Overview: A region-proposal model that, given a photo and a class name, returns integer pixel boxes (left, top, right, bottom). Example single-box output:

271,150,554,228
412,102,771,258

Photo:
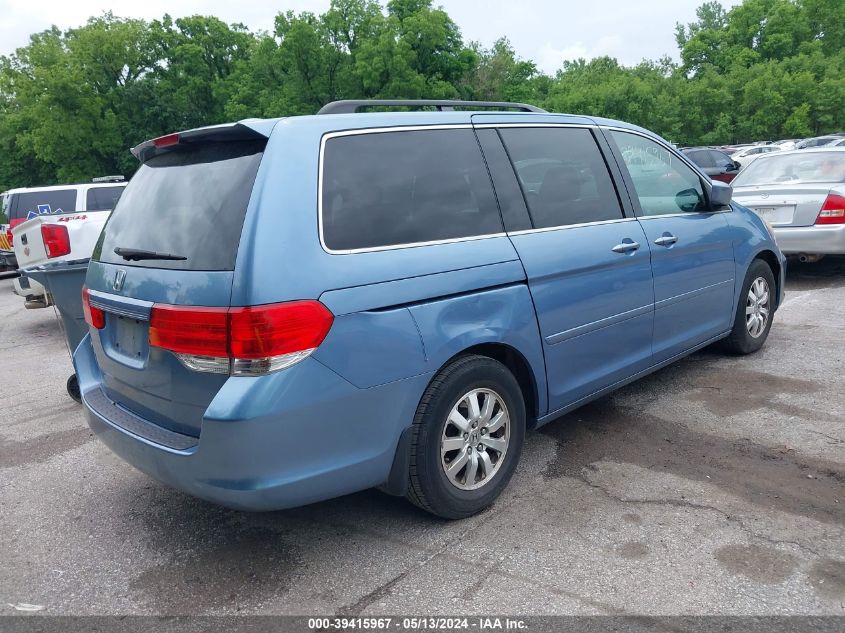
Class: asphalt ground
0,257,843,616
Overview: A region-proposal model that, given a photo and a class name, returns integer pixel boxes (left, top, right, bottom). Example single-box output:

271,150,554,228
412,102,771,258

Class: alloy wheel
440,388,510,491
746,276,770,338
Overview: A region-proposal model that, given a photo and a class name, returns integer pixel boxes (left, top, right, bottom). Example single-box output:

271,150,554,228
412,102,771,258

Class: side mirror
675,188,704,212
710,180,733,209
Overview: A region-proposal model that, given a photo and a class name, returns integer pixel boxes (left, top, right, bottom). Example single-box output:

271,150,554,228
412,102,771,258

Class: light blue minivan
75,100,786,519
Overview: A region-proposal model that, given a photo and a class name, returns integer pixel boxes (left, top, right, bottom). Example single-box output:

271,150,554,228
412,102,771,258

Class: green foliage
0,0,843,189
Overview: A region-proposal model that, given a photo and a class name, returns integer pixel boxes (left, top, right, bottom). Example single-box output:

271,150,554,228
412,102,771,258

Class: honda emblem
113,269,126,291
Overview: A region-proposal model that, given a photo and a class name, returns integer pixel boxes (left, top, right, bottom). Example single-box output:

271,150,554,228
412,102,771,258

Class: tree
1,0,844,187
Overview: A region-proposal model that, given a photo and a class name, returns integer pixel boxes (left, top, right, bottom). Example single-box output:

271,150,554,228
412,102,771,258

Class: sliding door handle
612,240,640,254
654,234,678,247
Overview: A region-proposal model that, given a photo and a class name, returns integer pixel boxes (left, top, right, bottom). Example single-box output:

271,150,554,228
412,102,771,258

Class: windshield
94,140,265,271
733,152,845,187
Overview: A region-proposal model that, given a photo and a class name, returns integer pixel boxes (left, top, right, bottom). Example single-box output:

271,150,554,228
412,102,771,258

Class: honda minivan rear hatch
86,126,268,437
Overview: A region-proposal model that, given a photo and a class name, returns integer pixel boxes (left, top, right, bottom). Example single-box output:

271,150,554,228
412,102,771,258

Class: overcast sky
0,0,743,73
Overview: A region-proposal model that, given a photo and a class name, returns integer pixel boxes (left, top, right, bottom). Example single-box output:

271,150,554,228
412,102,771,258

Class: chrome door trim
507,217,637,237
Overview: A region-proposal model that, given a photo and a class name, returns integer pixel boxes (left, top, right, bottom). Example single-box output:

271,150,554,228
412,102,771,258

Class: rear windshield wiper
114,247,187,261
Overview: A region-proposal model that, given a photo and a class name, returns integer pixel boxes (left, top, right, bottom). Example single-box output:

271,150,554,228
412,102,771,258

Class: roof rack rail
318,99,546,115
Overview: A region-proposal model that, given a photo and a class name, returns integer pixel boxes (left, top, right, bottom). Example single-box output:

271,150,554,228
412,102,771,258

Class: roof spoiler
318,99,547,115
131,119,277,163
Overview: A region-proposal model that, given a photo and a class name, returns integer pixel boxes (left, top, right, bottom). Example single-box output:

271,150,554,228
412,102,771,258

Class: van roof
132,105,655,164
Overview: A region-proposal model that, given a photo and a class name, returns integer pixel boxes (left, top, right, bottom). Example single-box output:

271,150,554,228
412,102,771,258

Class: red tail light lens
41,224,71,258
5,228,12,247
152,133,180,148
148,300,334,375
816,193,845,225
149,305,228,357
82,287,105,329
229,301,334,358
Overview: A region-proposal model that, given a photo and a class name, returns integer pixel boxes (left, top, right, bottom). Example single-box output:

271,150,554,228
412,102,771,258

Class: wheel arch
459,343,540,428
753,249,782,309
380,341,542,498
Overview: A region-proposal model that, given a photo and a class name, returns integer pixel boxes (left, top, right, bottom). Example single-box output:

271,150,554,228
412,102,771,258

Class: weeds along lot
0,258,843,615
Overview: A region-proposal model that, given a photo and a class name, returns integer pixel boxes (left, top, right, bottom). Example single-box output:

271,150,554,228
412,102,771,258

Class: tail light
152,133,180,148
815,193,845,225
41,224,71,258
148,300,334,376
82,287,105,329
5,228,12,247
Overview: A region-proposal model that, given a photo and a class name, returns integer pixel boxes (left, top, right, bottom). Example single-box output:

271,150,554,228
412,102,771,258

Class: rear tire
722,259,775,355
407,355,525,519
66,374,81,403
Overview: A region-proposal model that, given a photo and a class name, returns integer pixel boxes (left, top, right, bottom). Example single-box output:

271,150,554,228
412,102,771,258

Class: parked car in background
683,147,742,182
731,144,782,166
773,139,801,151
825,138,845,148
732,148,845,261
74,99,785,519
795,135,845,150
8,178,125,306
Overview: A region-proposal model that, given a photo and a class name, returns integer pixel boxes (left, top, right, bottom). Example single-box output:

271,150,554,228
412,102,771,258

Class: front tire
407,355,525,519
722,259,776,355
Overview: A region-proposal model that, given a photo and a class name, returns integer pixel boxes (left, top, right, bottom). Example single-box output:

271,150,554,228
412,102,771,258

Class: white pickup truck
11,180,125,307
13,212,110,308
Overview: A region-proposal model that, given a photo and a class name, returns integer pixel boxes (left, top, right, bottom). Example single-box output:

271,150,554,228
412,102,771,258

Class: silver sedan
731,147,845,260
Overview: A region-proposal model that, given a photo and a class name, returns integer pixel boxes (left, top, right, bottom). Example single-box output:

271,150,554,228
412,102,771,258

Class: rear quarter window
321,129,503,252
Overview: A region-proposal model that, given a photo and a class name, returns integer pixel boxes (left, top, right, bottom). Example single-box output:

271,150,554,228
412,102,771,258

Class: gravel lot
1,258,843,616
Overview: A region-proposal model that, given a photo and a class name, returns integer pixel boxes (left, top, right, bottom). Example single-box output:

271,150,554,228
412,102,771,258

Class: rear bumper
773,224,845,255
74,334,431,511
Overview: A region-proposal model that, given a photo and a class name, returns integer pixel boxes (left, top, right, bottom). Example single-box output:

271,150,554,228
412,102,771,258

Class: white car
10,179,125,307
731,144,782,167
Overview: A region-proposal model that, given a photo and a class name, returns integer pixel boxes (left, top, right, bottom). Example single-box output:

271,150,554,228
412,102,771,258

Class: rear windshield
733,152,845,186
94,141,264,271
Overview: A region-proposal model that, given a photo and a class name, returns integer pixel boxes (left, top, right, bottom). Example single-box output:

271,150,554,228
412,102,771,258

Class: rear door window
86,185,126,211
498,127,624,229
94,141,265,271
321,129,502,251
12,189,77,221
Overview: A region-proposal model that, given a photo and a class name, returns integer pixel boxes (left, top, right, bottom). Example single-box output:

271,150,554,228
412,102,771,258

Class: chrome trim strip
320,232,510,256
318,124,503,255
87,289,153,320
545,304,653,346
507,217,635,236
473,123,593,129
654,279,734,310
89,302,149,320
636,210,730,220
